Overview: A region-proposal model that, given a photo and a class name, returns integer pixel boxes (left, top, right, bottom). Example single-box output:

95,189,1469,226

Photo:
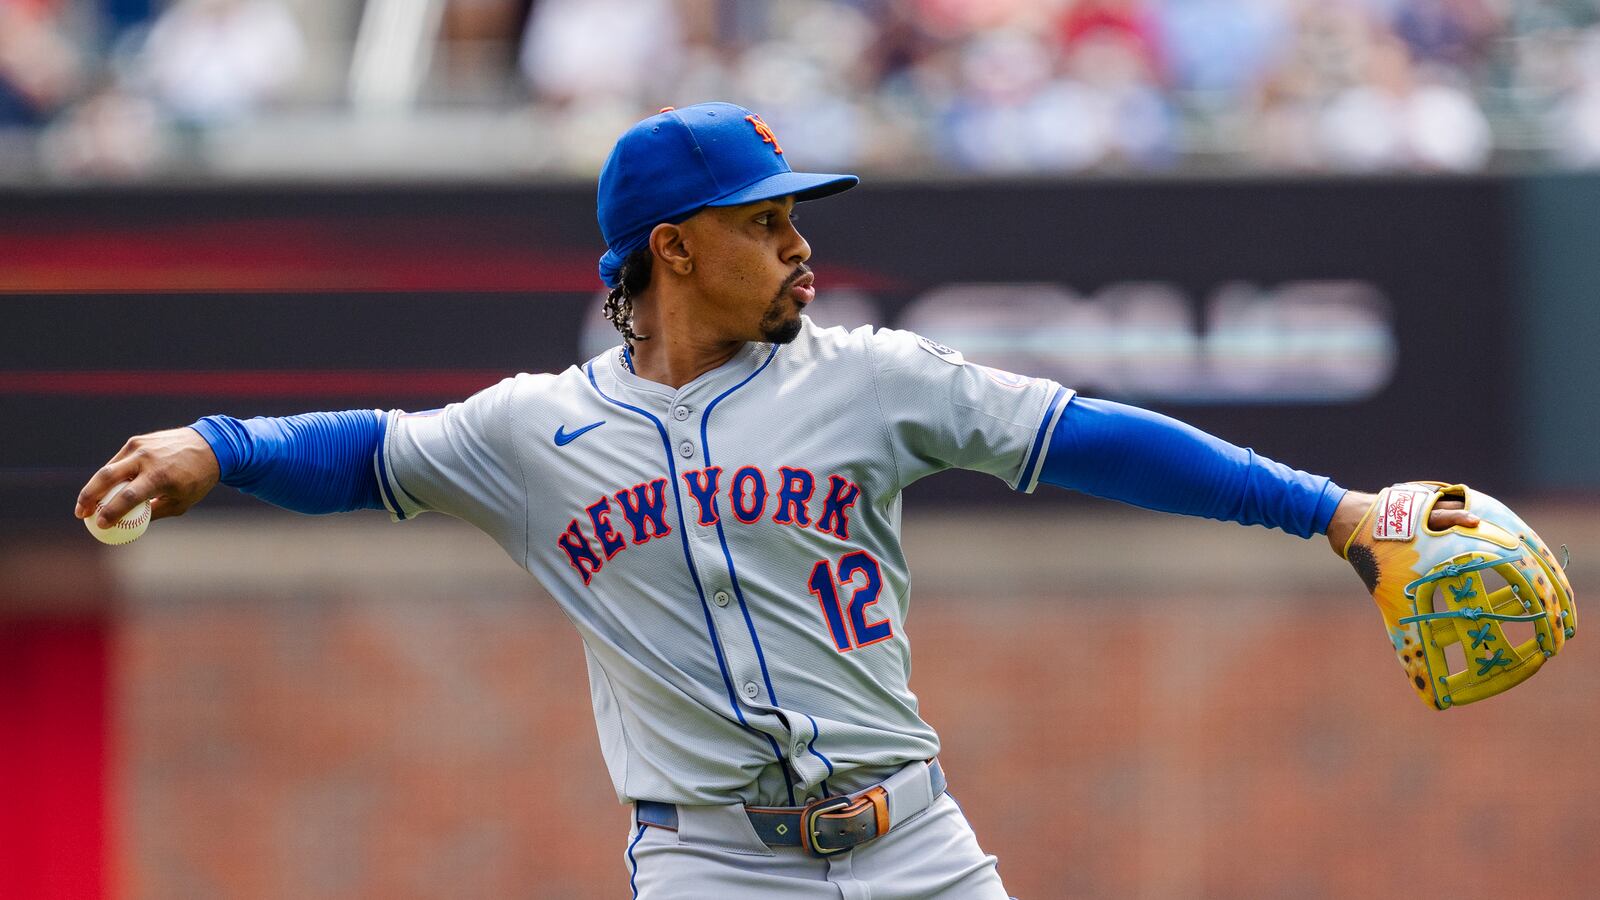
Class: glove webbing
1397,548,1567,676
1400,551,1523,602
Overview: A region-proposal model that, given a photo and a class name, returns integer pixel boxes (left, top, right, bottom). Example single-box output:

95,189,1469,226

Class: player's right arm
74,410,387,529
75,376,525,548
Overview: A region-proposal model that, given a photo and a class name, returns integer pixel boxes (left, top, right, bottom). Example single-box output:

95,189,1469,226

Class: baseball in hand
85,484,150,545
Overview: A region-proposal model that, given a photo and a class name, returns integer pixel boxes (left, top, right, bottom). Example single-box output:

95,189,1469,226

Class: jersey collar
599,339,778,402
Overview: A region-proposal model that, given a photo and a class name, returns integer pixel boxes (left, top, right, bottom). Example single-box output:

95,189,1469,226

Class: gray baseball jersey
376,318,1070,808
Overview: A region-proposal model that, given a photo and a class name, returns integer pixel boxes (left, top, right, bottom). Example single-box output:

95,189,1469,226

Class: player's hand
1325,490,1479,556
75,427,221,527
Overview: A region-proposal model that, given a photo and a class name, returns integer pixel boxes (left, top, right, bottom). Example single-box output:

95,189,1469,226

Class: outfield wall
3,509,1596,899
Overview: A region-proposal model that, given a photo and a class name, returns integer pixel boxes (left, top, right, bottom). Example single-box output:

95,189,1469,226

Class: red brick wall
114,589,1599,899
7,508,1595,899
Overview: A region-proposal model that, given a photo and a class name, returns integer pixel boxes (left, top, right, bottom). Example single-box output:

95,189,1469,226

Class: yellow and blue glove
1343,482,1576,709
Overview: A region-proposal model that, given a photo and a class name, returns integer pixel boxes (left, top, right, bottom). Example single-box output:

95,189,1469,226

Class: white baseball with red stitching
85,483,151,545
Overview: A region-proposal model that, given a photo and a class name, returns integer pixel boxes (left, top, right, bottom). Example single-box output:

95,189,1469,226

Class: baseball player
77,102,1479,898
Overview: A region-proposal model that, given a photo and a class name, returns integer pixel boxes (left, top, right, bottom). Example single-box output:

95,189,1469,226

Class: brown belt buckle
799,786,890,858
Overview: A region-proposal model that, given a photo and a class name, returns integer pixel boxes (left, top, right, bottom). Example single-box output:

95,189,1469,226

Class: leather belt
635,759,946,858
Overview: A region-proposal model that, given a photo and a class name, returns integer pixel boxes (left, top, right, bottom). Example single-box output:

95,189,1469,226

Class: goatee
762,314,803,344
762,265,810,344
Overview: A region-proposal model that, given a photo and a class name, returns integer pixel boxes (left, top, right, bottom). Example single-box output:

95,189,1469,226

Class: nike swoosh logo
554,421,605,446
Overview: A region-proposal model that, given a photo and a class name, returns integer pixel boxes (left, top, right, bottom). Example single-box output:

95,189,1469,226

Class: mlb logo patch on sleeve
1373,487,1429,541
916,335,964,365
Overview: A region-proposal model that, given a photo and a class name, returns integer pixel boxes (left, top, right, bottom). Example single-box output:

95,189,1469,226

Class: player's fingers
75,433,161,517
90,473,158,528
1428,506,1480,530
75,456,144,519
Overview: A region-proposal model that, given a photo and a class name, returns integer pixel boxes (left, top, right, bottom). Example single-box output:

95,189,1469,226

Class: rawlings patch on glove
1343,482,1576,710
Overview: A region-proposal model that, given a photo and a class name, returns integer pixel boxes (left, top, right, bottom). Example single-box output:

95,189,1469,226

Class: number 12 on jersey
807,551,893,651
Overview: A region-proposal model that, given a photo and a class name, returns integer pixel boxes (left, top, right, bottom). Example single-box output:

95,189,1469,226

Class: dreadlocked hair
603,247,654,346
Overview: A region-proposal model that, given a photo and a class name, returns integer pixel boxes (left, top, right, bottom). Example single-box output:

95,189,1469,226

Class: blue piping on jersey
585,361,792,788
373,411,407,520
802,712,835,778
1016,385,1067,492
699,346,813,799
626,822,645,897
392,411,437,510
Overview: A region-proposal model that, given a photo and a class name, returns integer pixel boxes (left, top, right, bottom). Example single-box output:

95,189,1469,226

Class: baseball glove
1342,482,1576,710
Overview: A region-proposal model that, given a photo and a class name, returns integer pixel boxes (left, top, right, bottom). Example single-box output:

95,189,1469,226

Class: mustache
775,264,812,298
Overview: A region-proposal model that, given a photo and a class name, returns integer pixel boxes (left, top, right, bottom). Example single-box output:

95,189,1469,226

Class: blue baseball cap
596,102,858,287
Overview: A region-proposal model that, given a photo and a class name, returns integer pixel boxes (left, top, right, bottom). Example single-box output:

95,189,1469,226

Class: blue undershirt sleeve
1037,396,1346,538
189,411,386,515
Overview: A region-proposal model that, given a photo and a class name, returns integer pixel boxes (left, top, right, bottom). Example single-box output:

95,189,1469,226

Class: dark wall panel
0,179,1517,524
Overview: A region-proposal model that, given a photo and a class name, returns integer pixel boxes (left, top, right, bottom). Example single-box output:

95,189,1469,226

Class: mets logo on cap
745,114,783,155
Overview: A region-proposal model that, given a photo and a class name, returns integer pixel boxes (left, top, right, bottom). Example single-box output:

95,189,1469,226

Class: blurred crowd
3,0,1600,179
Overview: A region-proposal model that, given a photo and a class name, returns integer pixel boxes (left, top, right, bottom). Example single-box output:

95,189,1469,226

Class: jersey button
741,682,759,699
713,590,731,607
673,406,691,421
678,440,694,458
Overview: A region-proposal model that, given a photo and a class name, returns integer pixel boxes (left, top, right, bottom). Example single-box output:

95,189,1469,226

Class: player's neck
624,292,749,389
626,333,744,390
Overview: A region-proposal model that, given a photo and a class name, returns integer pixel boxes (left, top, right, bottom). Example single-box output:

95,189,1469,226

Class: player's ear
650,222,692,277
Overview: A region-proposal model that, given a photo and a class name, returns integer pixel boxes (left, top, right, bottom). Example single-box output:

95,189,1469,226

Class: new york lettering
557,466,862,584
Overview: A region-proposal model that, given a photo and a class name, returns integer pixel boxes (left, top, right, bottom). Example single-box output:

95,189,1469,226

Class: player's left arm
862,328,1475,544
1038,396,1477,545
